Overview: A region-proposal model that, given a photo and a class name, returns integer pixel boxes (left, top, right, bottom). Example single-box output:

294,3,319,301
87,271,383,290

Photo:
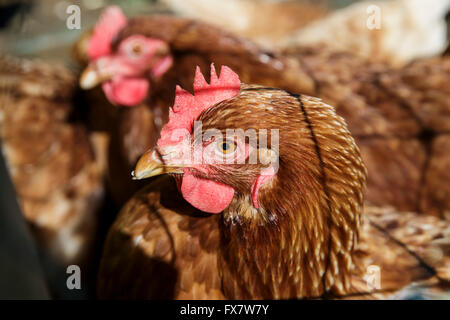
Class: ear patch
251,166,276,209
87,6,127,60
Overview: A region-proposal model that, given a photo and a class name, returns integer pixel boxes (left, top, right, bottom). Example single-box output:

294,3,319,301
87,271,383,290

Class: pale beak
79,64,112,89
132,149,184,180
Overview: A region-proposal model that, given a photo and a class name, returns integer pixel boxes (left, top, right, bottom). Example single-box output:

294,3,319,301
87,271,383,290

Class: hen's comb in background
88,6,127,60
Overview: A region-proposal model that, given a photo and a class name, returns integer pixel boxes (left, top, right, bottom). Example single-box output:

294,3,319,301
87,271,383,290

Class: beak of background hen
132,149,184,180
79,63,111,89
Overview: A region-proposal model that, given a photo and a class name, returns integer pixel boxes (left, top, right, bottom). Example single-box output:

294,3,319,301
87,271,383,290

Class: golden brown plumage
77,12,314,207
280,0,450,67
160,0,329,47
116,15,311,94
99,82,450,299
100,181,450,299
349,206,450,299
77,9,450,217
98,86,366,299
0,56,105,278
284,46,450,217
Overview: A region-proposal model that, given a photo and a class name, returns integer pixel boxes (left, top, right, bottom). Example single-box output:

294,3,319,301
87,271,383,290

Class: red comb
158,64,240,147
87,6,127,60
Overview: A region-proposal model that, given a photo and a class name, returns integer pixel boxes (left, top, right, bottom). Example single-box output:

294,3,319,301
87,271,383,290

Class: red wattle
102,78,149,106
180,173,235,214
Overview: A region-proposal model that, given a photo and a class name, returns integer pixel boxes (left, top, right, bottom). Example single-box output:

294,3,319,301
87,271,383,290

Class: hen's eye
217,140,236,154
129,43,143,56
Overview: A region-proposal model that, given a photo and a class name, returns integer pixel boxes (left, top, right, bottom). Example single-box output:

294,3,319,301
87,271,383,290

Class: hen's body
160,0,329,48
98,176,223,299
79,11,450,217
99,86,369,299
285,47,450,218
0,57,105,294
351,206,450,299
99,177,450,299
98,74,450,299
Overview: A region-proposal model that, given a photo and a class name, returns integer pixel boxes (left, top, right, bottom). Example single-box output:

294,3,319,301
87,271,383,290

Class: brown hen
160,0,329,47
77,6,313,207
280,0,450,67
285,46,450,218
77,7,450,218
97,66,450,299
0,56,106,296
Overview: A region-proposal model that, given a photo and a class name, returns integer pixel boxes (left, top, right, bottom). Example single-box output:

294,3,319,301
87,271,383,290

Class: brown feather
98,86,366,299
284,46,450,217
0,56,105,268
87,15,316,207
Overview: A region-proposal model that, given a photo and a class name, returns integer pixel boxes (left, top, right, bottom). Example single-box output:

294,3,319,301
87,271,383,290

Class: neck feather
218,149,361,299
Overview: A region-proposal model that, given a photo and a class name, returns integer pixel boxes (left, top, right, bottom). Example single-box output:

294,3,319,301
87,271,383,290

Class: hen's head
79,6,173,106
134,64,365,218
133,65,366,297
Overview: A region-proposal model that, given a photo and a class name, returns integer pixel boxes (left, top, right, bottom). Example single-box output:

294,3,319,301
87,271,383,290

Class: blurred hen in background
163,0,450,66
98,66,450,299
283,47,450,218
0,56,106,298
76,5,312,207
0,0,449,300
160,0,330,47
280,0,450,66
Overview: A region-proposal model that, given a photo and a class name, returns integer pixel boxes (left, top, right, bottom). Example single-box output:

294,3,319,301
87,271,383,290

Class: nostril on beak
152,149,163,164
